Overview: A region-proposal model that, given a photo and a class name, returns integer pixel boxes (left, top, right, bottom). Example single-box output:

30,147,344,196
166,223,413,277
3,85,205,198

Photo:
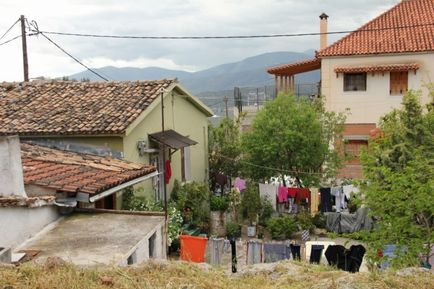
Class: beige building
0,79,213,206
268,0,434,178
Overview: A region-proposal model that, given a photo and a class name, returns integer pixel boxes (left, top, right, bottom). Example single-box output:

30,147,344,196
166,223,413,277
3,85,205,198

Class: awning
149,129,197,150
267,58,321,76
334,63,419,74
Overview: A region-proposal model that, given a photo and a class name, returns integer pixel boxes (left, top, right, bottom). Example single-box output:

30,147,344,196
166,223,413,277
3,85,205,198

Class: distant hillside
69,51,320,94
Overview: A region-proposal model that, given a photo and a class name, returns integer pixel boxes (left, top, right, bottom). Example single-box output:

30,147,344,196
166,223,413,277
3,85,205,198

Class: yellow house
267,0,434,178
0,79,213,207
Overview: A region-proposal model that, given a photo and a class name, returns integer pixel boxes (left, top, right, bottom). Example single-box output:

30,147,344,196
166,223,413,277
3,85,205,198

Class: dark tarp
325,207,373,234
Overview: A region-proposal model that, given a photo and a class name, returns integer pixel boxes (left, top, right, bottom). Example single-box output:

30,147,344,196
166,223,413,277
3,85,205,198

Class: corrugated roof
317,0,434,57
0,79,175,136
149,129,197,150
21,143,156,194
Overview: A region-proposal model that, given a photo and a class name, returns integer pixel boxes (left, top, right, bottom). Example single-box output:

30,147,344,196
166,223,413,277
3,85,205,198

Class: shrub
296,210,315,231
241,184,261,224
225,221,241,238
258,197,274,226
210,195,229,212
171,180,211,232
122,187,163,211
267,215,298,240
312,213,327,229
167,202,183,246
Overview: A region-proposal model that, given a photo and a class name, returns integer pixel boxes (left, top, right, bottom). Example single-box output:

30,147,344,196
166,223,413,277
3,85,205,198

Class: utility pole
224,96,229,118
20,15,29,82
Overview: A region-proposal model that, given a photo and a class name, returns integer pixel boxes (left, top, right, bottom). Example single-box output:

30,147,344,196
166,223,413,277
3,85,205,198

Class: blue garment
263,243,290,263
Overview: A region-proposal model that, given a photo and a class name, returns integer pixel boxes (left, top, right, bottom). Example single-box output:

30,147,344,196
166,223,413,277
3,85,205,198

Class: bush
241,184,261,224
210,195,229,211
258,197,274,226
267,215,298,240
312,213,327,229
296,210,315,232
171,180,211,232
122,187,163,211
225,221,241,238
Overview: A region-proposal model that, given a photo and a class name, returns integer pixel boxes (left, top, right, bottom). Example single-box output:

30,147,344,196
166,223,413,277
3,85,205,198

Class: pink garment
278,186,288,203
234,177,246,191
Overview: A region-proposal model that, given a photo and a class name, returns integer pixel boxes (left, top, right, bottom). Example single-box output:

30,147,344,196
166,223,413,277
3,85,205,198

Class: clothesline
214,153,324,175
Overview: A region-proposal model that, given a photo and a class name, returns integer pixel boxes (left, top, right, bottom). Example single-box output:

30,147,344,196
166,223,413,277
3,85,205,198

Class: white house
268,0,434,178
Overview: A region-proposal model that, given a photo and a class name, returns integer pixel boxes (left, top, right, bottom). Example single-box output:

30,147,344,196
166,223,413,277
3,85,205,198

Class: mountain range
69,50,320,94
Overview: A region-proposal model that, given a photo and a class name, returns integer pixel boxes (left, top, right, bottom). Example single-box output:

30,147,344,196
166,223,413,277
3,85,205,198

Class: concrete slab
20,212,165,266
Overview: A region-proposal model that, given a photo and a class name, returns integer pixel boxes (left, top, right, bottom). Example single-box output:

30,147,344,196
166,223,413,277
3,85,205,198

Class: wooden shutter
390,71,408,95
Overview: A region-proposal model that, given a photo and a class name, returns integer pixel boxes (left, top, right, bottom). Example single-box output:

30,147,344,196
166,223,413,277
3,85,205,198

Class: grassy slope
0,260,433,289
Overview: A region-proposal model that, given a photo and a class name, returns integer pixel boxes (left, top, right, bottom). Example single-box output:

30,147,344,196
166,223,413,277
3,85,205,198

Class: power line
29,22,434,40
32,30,109,82
215,153,323,176
0,34,21,46
0,18,20,41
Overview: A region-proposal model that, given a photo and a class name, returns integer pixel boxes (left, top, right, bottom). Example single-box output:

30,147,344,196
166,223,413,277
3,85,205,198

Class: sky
0,0,398,81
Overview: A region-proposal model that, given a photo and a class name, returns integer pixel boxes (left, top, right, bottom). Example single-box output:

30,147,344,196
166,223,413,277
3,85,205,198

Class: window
181,146,191,182
344,140,368,159
344,73,367,91
390,71,408,95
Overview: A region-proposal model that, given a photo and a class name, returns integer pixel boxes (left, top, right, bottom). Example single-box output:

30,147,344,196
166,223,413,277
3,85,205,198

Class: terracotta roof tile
267,58,321,75
21,143,156,195
0,79,175,136
317,0,434,57
334,63,420,73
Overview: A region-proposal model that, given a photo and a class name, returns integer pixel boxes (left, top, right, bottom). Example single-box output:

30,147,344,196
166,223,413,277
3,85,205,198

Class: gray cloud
0,0,398,80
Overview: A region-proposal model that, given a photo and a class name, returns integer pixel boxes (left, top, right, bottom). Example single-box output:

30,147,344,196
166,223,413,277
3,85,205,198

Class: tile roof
334,63,420,74
317,0,434,57
0,79,175,136
21,143,156,194
267,58,321,75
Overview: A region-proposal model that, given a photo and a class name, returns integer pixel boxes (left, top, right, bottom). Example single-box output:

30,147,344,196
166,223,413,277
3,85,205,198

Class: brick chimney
319,12,329,50
0,135,26,197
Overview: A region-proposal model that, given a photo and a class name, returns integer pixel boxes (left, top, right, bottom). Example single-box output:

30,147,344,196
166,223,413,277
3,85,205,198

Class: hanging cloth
164,160,172,184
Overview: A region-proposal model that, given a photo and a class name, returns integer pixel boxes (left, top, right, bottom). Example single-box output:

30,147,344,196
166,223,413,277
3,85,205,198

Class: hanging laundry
342,184,359,201
325,245,366,273
215,173,228,187
309,245,325,264
246,240,262,265
310,188,320,215
234,177,246,191
277,186,288,203
263,243,291,263
287,188,298,198
209,238,225,266
320,188,332,212
290,244,301,260
259,183,278,210
295,188,311,206
164,160,172,184
331,186,344,212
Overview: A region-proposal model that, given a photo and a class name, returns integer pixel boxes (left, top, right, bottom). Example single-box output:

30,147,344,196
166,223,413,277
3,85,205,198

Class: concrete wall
0,206,59,249
119,222,166,266
321,53,434,124
0,136,26,197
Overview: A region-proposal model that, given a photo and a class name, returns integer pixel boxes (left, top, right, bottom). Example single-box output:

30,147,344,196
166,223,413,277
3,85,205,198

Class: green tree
242,93,345,187
208,117,243,178
361,89,434,267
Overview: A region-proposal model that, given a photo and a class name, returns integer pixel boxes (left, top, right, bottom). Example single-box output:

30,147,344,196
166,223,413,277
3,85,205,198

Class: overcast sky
0,0,398,81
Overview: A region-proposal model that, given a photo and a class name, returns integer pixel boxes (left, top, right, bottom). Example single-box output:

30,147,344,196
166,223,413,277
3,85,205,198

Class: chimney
0,136,26,198
319,12,329,50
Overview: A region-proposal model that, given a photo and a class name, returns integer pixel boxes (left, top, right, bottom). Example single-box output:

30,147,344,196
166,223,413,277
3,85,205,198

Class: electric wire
36,31,109,81
0,18,20,41
0,35,21,46
29,22,434,40
214,153,323,175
